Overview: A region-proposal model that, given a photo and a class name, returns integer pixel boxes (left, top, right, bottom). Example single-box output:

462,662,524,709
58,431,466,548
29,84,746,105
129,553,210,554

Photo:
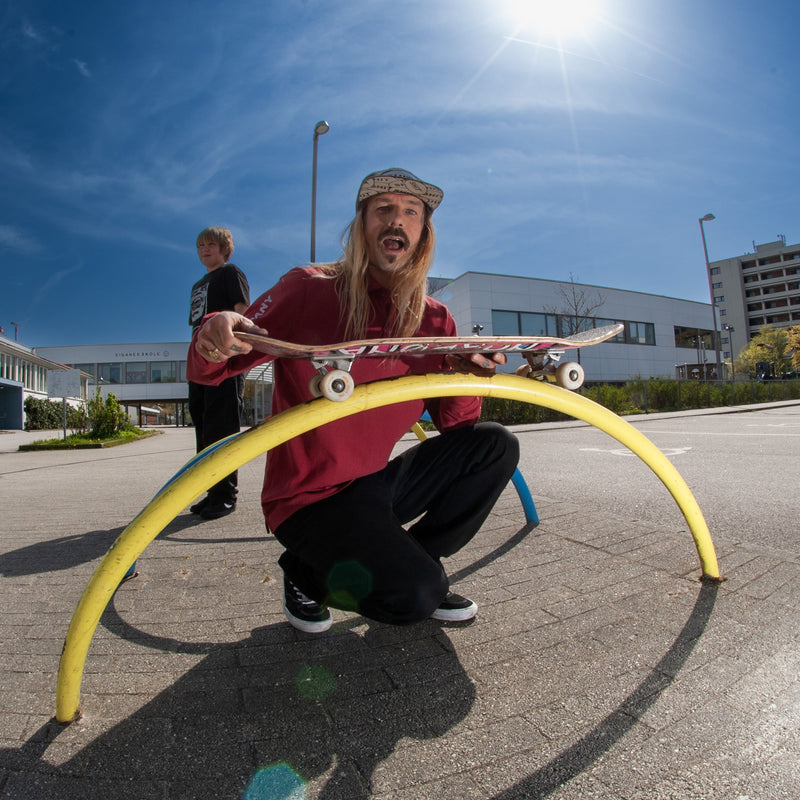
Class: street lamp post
722,323,735,380
698,214,721,380
310,120,330,263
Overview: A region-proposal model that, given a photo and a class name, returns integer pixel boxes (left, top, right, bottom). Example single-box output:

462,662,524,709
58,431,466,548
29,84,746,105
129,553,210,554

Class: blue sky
2,0,799,346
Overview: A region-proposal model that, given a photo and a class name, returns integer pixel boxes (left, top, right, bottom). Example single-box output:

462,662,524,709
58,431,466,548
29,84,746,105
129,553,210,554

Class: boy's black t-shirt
189,263,250,329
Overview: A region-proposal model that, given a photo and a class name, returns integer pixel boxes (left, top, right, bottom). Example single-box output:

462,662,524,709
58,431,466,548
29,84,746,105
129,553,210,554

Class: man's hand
195,312,267,362
445,351,507,377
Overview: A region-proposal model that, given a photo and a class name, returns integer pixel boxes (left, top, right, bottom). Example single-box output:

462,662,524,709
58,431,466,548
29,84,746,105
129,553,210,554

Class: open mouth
382,236,406,252
380,228,409,253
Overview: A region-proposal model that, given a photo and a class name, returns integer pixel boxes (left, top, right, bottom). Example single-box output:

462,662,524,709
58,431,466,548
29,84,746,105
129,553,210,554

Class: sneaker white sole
431,600,478,622
283,603,333,633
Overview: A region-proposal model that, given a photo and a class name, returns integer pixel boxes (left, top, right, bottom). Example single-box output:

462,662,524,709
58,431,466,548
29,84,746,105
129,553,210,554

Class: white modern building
34,341,273,428
0,334,87,430
430,272,718,381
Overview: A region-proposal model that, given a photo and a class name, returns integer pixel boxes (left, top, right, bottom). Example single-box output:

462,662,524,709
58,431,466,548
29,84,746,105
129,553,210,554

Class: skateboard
237,323,624,401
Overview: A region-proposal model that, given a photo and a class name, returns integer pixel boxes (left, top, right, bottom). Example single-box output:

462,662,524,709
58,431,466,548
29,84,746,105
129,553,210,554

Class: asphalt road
513,402,800,556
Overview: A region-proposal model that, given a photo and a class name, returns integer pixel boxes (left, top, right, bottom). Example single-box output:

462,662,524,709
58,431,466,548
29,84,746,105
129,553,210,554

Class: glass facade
68,360,186,386
493,310,653,346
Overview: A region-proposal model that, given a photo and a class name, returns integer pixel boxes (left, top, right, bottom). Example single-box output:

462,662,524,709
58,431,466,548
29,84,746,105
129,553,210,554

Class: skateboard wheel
308,374,324,398
319,369,354,402
556,362,584,390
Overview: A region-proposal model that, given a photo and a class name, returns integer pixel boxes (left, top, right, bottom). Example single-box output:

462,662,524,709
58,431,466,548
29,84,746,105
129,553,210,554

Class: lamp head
700,213,715,222
314,120,330,137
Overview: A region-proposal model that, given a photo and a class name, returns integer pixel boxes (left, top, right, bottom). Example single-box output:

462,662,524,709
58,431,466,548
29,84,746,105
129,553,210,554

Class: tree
785,325,800,371
543,273,607,337
735,325,790,379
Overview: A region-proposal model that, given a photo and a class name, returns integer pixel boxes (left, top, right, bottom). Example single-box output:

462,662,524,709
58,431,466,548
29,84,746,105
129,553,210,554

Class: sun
505,0,600,40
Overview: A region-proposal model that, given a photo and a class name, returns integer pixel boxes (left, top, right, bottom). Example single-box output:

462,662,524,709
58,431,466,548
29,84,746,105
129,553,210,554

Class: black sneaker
199,500,236,520
283,577,332,633
431,592,478,622
190,496,209,514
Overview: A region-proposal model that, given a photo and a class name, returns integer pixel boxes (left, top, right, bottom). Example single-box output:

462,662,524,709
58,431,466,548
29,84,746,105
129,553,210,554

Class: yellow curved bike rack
56,373,722,723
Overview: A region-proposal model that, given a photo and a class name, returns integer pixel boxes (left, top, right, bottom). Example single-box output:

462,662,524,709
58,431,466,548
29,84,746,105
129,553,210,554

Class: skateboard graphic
237,323,624,401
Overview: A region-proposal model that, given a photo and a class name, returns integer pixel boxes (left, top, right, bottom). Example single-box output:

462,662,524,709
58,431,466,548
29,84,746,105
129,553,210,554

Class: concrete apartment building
710,237,800,361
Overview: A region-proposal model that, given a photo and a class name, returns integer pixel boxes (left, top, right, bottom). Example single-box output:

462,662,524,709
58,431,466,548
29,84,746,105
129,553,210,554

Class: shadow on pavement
7,622,475,799
3,520,717,798
485,581,719,800
0,513,268,578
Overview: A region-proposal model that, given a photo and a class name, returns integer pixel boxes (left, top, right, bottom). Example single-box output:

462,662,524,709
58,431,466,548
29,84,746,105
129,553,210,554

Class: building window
492,310,633,341
521,312,557,336
558,316,596,336
491,310,521,335
595,318,626,342
674,326,713,350
710,267,721,275
492,310,559,336
627,321,655,345
714,295,724,303
151,362,178,383
125,362,147,384
761,269,783,280
98,363,122,384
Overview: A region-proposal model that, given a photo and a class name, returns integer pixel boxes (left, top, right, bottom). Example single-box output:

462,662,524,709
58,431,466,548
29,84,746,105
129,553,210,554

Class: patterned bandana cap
357,168,443,211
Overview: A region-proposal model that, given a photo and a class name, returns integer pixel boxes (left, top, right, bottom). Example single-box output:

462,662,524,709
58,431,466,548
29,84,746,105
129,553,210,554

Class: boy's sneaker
431,592,478,622
190,496,209,514
200,500,236,520
283,577,332,633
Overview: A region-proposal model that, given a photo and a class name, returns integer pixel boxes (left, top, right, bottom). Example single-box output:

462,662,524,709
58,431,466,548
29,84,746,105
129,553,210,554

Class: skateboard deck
237,323,624,399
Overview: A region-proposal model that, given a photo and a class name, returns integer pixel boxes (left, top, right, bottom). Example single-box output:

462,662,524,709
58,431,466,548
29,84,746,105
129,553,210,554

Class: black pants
188,376,245,503
274,422,519,625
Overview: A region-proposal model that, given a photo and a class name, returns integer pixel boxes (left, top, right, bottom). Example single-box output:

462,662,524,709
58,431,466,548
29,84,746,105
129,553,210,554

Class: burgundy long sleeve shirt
187,266,481,531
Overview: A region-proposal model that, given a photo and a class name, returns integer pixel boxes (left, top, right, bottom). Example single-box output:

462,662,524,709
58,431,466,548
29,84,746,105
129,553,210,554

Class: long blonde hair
317,205,436,339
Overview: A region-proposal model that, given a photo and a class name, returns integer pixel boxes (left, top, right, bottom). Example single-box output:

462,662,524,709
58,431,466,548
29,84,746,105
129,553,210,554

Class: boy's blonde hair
196,227,234,261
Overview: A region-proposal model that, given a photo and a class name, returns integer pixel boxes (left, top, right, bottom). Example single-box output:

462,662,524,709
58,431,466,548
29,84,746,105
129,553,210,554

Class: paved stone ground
1,416,799,799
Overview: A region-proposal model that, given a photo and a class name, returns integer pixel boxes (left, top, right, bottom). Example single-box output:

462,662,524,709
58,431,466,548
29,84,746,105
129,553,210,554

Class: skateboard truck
516,349,585,391
308,358,356,401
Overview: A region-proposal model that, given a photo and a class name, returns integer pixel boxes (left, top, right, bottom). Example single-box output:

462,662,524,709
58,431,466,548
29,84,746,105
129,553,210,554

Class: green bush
24,396,87,431
477,377,800,425
86,388,131,439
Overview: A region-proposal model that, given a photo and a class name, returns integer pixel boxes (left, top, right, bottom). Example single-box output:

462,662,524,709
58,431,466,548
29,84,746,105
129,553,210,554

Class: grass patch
19,428,160,451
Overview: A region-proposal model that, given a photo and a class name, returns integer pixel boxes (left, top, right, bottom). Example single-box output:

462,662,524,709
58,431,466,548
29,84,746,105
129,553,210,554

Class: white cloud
0,225,42,254
72,58,91,78
21,20,46,44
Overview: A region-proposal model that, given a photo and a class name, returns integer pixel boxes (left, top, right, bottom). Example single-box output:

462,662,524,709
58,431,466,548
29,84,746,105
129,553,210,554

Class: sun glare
506,0,600,40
